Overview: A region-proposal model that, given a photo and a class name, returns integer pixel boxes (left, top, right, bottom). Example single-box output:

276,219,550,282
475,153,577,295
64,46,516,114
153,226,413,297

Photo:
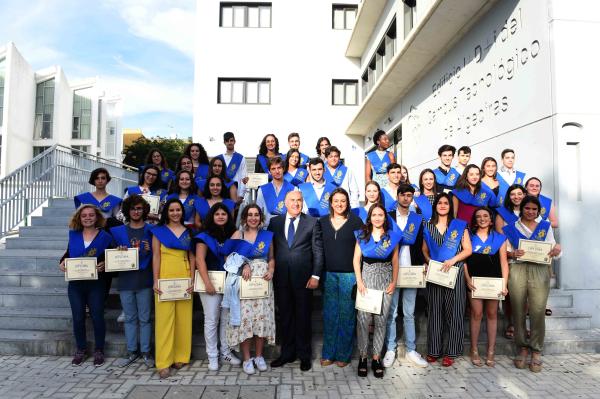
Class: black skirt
467,252,502,278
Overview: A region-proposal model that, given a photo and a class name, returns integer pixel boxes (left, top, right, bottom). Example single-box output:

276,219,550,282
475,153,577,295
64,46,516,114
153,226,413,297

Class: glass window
219,80,232,103
34,79,54,139
218,78,271,104
0,58,5,127
332,80,358,105
233,6,245,27
221,7,233,27
231,81,244,103
220,3,272,28
105,121,116,157
258,81,270,104
404,2,415,38
246,81,258,104
332,5,357,30
248,7,259,27
72,91,92,139
259,6,271,28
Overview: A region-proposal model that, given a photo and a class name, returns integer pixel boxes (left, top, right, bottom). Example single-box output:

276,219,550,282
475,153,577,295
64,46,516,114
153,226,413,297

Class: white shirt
395,210,413,267
284,212,319,280
327,164,360,208
301,180,326,214
498,166,517,185
257,181,298,226
222,152,248,198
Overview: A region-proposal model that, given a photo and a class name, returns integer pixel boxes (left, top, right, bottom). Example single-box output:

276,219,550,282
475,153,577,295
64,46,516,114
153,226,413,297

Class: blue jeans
385,287,417,352
68,280,106,351
120,288,153,353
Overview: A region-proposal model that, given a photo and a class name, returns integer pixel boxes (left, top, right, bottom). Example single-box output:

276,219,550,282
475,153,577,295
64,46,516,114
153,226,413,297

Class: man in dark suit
268,190,323,371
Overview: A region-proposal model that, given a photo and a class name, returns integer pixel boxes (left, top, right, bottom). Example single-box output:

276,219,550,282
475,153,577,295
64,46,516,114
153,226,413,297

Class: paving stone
164,386,204,399
126,385,168,399
239,385,276,399
201,386,240,399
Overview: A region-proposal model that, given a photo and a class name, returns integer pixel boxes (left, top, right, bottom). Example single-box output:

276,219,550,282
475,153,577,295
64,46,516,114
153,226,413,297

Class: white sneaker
254,356,268,372
243,359,255,375
220,351,242,366
208,357,219,371
406,350,428,368
382,350,396,368
117,311,125,323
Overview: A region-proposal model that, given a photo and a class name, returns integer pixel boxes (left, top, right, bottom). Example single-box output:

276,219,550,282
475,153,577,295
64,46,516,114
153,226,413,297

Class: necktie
287,217,296,248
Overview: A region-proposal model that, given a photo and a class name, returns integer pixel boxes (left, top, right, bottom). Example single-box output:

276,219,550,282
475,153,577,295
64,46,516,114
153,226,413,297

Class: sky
0,0,195,138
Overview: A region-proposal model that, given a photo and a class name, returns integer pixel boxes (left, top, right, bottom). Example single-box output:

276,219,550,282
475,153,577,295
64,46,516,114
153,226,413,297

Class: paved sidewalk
0,353,599,398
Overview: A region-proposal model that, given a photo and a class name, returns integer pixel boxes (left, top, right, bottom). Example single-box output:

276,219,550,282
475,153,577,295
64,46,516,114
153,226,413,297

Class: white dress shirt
395,211,413,267
222,152,248,198
284,212,319,280
327,164,360,208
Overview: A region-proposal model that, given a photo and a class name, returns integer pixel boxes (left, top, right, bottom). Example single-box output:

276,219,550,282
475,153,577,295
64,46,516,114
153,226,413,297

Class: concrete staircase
0,198,598,358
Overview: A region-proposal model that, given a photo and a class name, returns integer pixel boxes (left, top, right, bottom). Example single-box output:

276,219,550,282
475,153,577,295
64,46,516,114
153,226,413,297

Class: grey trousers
356,262,393,357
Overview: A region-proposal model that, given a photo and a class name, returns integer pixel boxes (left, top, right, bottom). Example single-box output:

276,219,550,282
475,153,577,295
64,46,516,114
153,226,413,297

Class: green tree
122,136,190,170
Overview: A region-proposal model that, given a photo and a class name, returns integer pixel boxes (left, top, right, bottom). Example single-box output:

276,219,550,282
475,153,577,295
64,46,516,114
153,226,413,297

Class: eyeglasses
132,207,145,212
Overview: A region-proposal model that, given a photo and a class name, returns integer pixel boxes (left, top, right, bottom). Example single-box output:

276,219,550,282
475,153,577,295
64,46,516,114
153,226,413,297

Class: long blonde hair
69,204,106,231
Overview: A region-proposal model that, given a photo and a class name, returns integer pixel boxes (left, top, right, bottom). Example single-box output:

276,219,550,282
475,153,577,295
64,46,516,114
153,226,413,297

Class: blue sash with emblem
68,229,113,259
256,154,271,176
195,232,226,270
538,195,552,221
299,182,336,217
381,187,397,212
195,164,210,180
452,185,497,207
351,207,368,223
496,206,518,226
514,171,526,186
324,164,348,187
216,152,243,180
223,230,273,260
433,167,460,188
194,198,235,221
414,194,433,221
261,181,294,216
424,219,467,262
281,152,310,167
74,192,122,213
367,151,392,175
160,168,175,185
502,220,550,248
471,231,506,255
284,168,308,187
481,181,502,207
390,212,423,245
152,225,192,250
166,194,198,224
109,224,153,270
355,230,402,259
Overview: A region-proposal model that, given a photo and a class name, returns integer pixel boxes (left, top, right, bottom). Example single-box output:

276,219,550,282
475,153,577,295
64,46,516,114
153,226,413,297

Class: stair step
42,207,76,217
0,250,64,272
50,198,76,208
0,287,71,308
5,238,68,250
0,272,67,288
17,226,68,238
30,216,71,226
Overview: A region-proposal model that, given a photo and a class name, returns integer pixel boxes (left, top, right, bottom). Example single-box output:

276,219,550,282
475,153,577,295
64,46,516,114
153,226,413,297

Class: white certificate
65,257,98,281
426,260,459,289
239,277,271,299
246,173,269,189
104,248,139,272
158,278,192,302
355,288,383,315
193,270,226,294
141,194,161,214
471,277,505,300
517,239,553,265
397,266,426,288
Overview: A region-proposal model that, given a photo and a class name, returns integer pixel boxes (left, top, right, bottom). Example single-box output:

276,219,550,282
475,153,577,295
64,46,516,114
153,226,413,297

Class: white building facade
193,0,365,176
0,42,123,177
346,0,600,325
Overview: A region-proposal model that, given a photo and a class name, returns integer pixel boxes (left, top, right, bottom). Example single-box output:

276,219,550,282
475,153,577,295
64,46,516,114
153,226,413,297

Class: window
332,80,358,105
332,4,357,30
361,18,396,99
403,0,416,38
218,78,271,104
0,58,5,127
105,120,116,157
220,3,272,28
72,91,92,139
34,79,55,139
33,146,50,157
71,145,91,154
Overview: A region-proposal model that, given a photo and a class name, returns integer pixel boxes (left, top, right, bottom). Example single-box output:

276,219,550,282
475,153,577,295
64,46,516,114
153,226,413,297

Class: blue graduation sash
496,206,518,226
283,168,308,186
109,224,153,270
217,152,243,180
538,195,552,221
74,192,122,213
390,212,423,245
68,229,113,259
452,186,497,207
195,232,226,269
281,152,309,166
324,164,348,187
481,181,502,207
351,207,368,223
194,198,235,220
355,230,402,259
160,168,175,185
195,164,210,180
366,151,392,174
381,187,398,212
433,167,461,187
260,181,294,215
423,219,467,262
502,220,550,248
514,171,526,186
166,194,198,223
151,225,192,250
471,231,506,255
256,154,271,176
299,182,336,217
414,194,433,221
222,230,273,260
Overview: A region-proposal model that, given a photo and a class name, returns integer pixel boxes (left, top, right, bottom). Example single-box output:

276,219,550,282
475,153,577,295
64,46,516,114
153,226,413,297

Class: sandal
470,349,483,367
545,308,552,316
426,355,438,363
514,348,529,369
335,361,349,368
172,362,185,370
504,325,515,340
530,353,542,373
372,358,384,379
158,368,171,379
441,356,454,367
486,351,495,368
357,357,368,377
320,359,333,367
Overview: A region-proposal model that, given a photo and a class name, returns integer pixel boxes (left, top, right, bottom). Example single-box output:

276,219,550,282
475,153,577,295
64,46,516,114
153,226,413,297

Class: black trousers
274,279,313,361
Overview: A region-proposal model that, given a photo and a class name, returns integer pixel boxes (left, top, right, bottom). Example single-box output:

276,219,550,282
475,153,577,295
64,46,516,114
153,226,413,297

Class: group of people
60,129,561,380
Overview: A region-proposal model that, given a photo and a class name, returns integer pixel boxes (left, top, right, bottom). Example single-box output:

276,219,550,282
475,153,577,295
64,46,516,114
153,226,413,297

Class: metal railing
0,145,138,238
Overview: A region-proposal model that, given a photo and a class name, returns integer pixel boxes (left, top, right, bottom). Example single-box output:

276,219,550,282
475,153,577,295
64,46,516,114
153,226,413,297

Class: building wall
193,0,364,186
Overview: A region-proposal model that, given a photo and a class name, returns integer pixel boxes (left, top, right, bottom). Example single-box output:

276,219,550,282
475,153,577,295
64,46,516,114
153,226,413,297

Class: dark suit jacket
267,213,324,289
388,210,426,265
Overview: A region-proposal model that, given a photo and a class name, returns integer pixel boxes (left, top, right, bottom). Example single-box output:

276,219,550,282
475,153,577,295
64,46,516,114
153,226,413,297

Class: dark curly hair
430,193,455,226
121,194,150,222
183,143,209,165
88,168,111,185
159,198,186,226
315,137,330,157
201,202,236,243
168,170,198,196
138,165,162,192
202,175,230,199
144,148,169,170
258,134,280,156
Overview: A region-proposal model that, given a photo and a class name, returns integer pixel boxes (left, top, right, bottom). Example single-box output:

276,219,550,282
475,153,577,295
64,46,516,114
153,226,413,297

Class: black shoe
357,357,368,377
300,359,311,371
271,357,295,368
372,358,384,379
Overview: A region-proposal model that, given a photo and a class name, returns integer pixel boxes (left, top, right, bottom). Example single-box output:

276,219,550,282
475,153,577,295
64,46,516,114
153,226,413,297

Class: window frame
332,4,358,30
332,79,358,106
217,78,272,105
219,2,272,28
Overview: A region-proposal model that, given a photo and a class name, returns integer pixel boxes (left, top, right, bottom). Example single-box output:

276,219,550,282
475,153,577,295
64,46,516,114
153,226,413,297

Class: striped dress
425,222,467,358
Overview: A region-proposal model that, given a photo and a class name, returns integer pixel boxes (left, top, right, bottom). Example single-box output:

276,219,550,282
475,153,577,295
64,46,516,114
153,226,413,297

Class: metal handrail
0,144,139,238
